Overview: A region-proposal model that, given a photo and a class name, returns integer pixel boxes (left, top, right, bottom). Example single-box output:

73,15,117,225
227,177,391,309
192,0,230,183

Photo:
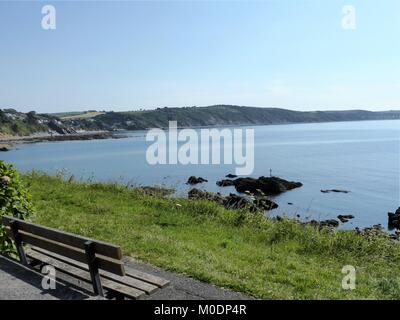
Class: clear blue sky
0,0,399,113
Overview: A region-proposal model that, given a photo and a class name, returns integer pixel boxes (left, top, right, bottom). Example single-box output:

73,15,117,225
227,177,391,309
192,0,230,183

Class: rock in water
223,193,256,212
188,188,225,204
223,194,278,212
253,196,279,211
308,219,339,228
216,179,235,187
337,214,355,223
321,189,350,194
216,176,302,195
225,173,238,178
187,176,208,185
388,207,400,228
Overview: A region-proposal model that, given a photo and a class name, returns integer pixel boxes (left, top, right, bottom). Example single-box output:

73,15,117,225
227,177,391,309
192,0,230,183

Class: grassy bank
22,172,400,299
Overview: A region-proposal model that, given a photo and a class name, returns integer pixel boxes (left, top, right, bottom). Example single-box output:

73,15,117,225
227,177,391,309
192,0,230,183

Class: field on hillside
57,111,106,120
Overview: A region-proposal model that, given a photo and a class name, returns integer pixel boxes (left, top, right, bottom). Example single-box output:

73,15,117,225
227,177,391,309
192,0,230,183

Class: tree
0,161,34,255
0,110,8,123
26,111,38,125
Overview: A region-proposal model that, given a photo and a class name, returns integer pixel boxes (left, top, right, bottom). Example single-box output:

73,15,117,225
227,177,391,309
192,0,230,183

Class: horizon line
2,105,400,115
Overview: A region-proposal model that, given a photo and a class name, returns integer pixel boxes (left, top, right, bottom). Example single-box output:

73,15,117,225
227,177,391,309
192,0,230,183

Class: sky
0,0,399,113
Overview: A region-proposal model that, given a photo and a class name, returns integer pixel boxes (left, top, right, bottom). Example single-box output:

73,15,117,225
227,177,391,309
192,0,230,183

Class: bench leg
10,221,28,265
84,241,104,297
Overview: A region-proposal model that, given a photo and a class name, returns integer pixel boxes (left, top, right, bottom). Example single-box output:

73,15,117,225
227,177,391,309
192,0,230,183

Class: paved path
123,257,253,300
0,255,252,300
0,255,98,300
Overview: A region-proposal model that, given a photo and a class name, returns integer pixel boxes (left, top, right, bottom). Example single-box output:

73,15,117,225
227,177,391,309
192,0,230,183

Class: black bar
0,300,399,318
9,220,28,265
84,240,104,297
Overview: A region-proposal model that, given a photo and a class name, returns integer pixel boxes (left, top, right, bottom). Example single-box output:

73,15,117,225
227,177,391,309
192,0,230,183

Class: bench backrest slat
5,229,124,276
2,216,122,259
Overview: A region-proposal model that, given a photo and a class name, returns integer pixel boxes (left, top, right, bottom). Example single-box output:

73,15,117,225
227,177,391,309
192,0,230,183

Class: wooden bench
2,215,169,299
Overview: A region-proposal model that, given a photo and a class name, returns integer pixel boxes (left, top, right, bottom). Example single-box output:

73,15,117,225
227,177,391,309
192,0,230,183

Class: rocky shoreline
179,175,400,241
0,131,121,151
188,188,278,212
1,131,397,241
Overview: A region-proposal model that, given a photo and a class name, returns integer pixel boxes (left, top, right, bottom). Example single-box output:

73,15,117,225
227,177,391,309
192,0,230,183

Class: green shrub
0,161,34,255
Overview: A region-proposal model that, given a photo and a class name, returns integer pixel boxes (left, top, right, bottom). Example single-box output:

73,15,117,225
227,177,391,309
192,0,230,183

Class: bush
0,161,34,255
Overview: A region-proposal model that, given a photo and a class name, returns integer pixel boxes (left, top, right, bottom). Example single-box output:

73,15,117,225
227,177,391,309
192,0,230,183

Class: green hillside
2,105,400,136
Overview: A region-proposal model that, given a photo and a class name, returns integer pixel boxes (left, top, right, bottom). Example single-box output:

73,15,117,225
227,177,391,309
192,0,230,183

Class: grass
60,111,105,120
22,172,400,299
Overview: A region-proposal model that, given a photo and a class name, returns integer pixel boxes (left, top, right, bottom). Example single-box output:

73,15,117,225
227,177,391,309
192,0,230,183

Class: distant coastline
1,105,400,151
0,131,120,151
57,105,400,132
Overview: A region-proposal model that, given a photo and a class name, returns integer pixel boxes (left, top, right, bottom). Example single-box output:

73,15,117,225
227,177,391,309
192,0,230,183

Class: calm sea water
1,120,399,230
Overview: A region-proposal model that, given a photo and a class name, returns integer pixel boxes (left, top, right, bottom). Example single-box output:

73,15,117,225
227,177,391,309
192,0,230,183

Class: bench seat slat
2,216,122,259
122,260,170,288
31,247,159,294
26,249,145,299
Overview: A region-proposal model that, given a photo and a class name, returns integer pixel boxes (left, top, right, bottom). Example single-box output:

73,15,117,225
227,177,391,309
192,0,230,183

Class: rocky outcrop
225,173,237,178
337,214,355,223
140,186,175,197
224,194,278,212
321,189,350,194
216,179,235,187
223,194,261,212
355,224,398,240
188,188,225,204
307,219,339,229
388,207,400,229
216,176,302,195
47,119,77,134
188,188,278,213
187,176,208,185
253,196,279,211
